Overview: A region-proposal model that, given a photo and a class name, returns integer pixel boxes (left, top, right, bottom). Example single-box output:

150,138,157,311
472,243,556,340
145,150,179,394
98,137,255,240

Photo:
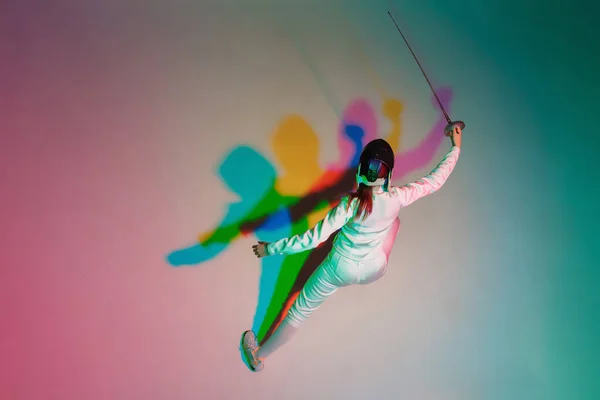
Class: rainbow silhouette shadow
166,88,453,344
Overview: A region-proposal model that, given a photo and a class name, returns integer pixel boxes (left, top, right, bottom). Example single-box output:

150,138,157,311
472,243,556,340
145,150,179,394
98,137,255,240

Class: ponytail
347,184,374,220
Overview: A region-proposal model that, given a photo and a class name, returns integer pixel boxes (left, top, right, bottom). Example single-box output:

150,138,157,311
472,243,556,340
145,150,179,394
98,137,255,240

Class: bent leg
382,217,400,264
357,216,400,285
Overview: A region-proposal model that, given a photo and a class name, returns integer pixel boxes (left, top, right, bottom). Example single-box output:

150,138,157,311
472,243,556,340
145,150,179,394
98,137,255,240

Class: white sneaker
240,330,264,372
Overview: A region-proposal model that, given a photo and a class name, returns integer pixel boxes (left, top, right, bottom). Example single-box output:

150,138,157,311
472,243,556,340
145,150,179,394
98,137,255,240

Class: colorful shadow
253,89,453,344
165,88,453,345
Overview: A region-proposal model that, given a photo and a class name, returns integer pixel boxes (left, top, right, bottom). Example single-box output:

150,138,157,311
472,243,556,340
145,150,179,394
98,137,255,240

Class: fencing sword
387,10,465,136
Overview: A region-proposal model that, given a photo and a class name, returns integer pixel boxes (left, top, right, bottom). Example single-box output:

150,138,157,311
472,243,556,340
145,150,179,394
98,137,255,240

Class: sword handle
444,120,465,137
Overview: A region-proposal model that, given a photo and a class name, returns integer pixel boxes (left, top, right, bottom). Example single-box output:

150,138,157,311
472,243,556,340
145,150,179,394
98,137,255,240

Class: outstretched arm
167,213,245,266
264,196,357,256
198,220,244,246
393,128,462,208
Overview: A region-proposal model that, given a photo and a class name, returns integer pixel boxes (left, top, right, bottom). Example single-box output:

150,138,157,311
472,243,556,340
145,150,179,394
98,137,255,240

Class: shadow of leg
259,235,335,346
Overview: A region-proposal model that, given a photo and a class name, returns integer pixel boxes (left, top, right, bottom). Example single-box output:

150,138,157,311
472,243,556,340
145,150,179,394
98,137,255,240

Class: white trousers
285,249,387,327
285,217,400,328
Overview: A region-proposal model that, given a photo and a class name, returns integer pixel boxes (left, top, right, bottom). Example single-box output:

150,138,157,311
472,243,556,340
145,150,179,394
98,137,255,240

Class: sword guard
444,120,465,136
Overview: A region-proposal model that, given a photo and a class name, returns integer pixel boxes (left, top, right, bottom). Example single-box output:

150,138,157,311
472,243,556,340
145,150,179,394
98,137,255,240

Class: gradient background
1,0,598,399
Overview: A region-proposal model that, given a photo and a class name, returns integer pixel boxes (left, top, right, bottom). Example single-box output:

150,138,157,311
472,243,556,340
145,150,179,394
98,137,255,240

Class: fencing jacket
266,145,461,261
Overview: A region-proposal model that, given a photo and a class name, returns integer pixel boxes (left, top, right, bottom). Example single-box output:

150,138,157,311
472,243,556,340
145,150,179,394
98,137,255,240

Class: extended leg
241,253,352,371
258,265,342,359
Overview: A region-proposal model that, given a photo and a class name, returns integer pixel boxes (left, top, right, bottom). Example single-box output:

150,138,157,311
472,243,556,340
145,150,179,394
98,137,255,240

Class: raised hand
450,125,462,148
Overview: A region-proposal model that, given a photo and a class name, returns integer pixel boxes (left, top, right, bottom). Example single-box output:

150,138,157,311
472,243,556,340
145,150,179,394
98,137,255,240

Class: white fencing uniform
266,146,461,327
